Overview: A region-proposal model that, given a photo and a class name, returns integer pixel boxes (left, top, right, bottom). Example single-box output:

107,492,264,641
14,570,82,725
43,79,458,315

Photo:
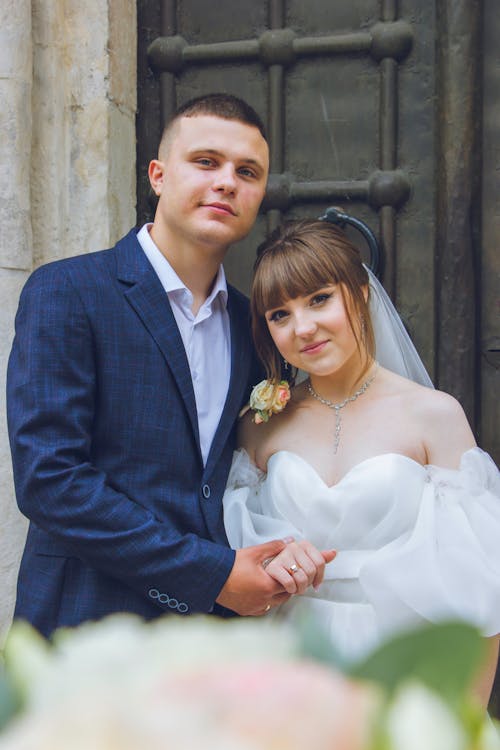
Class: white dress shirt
137,224,231,465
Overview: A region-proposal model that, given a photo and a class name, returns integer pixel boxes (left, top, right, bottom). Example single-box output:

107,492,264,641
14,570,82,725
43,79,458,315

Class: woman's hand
263,540,336,595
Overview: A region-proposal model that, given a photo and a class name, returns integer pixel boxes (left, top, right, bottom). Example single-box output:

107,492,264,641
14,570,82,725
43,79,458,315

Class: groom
7,93,325,637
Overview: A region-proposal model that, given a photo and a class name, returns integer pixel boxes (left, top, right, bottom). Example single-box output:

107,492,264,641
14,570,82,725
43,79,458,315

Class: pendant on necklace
307,364,378,454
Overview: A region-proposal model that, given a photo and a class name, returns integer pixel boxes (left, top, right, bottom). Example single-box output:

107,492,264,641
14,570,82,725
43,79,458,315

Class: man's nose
213,163,237,193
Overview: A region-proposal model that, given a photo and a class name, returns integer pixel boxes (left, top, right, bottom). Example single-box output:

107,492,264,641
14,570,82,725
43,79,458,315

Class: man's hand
264,541,336,594
216,539,337,615
216,540,291,616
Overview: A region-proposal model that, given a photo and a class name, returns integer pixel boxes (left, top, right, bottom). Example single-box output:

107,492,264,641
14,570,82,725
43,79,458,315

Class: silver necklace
307,364,378,454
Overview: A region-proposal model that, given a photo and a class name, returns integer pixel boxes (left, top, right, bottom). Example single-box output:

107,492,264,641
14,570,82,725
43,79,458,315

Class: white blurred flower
0,615,379,750
11,615,300,712
479,717,500,750
385,681,468,750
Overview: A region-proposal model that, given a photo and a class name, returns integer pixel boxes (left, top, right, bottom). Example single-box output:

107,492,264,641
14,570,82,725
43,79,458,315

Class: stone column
0,0,33,643
0,0,137,640
32,0,137,266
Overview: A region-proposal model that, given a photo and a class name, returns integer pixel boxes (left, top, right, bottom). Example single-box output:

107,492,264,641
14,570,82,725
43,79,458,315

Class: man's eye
238,167,256,178
196,158,215,167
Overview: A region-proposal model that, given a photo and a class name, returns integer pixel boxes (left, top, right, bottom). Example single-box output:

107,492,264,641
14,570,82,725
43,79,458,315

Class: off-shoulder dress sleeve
223,449,302,548
359,448,500,637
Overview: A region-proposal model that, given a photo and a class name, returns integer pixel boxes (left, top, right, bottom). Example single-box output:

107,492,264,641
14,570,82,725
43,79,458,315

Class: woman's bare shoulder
237,382,306,468
375,368,476,462
376,367,457,409
403,384,477,464
407,381,468,420
379,367,470,419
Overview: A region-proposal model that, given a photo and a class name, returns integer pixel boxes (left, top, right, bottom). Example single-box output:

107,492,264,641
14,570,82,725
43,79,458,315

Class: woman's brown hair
251,219,375,382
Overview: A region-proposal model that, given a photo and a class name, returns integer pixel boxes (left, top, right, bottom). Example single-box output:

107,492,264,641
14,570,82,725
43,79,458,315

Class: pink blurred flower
158,660,379,750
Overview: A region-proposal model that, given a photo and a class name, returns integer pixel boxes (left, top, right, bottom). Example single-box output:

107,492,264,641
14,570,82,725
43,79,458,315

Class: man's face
149,115,269,257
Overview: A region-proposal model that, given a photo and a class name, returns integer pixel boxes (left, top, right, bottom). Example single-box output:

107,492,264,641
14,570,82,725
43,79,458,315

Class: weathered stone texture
0,0,32,641
0,2,32,81
109,104,137,242
0,0,137,637
32,0,137,264
0,0,32,271
109,0,138,113
0,269,30,645
0,82,32,270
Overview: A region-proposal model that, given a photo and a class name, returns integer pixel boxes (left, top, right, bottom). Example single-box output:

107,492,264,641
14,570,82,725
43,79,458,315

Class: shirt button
202,484,211,499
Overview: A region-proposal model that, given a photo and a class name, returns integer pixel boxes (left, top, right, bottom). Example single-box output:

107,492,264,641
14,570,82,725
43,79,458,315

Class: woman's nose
294,313,317,337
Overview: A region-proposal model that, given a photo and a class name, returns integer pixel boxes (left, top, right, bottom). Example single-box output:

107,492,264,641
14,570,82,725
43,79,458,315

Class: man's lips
300,340,329,354
202,202,236,216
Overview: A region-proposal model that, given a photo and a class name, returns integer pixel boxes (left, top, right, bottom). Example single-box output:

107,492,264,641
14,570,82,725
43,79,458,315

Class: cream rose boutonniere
248,379,291,424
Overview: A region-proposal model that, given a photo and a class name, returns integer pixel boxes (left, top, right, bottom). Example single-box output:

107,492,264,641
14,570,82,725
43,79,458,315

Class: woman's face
264,284,363,378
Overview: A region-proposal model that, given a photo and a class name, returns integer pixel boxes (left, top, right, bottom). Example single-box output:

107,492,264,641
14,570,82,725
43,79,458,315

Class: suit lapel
114,232,202,459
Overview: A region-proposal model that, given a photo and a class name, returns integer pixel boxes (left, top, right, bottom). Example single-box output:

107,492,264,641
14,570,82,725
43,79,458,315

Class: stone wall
0,0,137,641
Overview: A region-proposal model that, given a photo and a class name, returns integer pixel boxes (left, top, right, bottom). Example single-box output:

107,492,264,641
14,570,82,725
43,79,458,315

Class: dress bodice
257,451,426,549
223,448,500,661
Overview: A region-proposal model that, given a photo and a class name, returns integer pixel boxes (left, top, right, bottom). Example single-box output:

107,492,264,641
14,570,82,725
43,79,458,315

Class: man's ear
148,159,165,196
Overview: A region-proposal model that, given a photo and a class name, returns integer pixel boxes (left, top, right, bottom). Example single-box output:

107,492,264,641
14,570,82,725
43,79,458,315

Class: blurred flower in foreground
0,614,498,750
0,616,378,750
385,681,469,750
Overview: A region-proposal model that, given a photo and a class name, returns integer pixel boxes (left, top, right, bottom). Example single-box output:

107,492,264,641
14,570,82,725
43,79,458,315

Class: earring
360,315,366,342
283,358,289,371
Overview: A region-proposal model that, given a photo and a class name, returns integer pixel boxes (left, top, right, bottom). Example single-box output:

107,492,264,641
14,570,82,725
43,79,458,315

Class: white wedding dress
223,447,500,662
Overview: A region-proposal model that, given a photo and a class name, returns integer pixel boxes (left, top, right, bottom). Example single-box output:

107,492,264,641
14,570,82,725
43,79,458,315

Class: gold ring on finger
288,563,300,574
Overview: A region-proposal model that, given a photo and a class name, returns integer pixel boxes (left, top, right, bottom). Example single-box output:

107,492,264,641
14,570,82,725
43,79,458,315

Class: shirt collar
137,223,228,308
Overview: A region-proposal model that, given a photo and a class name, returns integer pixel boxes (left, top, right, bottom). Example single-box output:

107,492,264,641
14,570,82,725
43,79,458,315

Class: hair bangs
253,241,339,316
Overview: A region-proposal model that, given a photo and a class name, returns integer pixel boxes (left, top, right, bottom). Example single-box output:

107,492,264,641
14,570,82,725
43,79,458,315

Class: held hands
263,537,336,595
215,538,336,617
216,539,293,616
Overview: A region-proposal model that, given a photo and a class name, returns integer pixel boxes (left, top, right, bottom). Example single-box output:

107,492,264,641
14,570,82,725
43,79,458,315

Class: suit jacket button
202,484,211,499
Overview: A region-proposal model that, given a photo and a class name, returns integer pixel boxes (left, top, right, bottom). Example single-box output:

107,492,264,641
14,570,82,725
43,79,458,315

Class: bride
223,218,500,708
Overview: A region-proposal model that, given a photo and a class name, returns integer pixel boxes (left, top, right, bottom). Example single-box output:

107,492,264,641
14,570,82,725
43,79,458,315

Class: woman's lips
300,340,329,354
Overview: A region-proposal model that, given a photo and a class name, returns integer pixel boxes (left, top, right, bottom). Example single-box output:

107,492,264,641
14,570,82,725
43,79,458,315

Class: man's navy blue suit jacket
7,229,261,637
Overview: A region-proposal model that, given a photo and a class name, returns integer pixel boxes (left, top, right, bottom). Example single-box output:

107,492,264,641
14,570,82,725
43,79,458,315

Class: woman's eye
311,293,332,306
268,309,288,323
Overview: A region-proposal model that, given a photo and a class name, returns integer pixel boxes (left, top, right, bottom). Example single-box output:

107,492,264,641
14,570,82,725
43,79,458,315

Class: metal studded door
137,0,498,463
